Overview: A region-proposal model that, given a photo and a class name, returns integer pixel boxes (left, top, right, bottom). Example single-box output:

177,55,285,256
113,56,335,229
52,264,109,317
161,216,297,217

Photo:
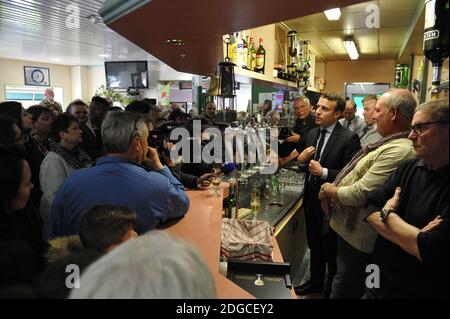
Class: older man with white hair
69,230,216,299
359,95,382,147
40,87,63,113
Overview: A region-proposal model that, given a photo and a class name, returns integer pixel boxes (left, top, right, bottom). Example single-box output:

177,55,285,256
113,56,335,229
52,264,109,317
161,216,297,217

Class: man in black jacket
295,92,361,297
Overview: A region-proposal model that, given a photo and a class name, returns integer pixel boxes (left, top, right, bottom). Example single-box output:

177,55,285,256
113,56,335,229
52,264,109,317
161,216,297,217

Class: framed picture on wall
24,66,50,86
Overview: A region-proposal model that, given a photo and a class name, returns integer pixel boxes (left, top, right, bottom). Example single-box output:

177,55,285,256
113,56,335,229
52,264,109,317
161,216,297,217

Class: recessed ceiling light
324,8,341,21
51,58,61,62
166,39,189,46
99,54,111,58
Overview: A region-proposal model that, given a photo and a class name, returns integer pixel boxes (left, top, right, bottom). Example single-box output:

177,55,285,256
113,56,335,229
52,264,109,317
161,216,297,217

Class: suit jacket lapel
320,123,341,163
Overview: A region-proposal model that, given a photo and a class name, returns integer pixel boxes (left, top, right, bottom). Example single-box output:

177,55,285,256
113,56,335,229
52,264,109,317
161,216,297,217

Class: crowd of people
0,87,448,299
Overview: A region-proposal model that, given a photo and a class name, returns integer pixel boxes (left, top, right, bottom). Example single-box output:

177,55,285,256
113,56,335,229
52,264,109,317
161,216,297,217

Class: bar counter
165,182,300,299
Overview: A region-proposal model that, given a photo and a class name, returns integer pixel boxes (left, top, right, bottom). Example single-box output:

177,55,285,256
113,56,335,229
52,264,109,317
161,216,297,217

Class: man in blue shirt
48,111,190,238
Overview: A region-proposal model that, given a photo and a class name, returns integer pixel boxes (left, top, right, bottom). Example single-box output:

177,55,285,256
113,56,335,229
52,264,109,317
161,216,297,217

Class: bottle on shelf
228,33,236,64
255,37,266,74
236,32,244,68
247,37,256,71
242,33,249,69
423,0,449,99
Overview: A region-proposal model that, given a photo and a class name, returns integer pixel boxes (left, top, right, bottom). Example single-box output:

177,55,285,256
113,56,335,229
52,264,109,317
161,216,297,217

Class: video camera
148,120,183,150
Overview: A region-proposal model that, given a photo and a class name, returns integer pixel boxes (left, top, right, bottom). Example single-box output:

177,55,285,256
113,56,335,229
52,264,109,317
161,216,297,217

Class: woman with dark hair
0,102,45,208
0,101,33,131
27,105,53,157
0,147,48,289
0,116,23,145
39,114,92,235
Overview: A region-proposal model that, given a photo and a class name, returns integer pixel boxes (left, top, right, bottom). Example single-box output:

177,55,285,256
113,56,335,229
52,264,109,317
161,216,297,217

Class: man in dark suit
295,92,361,297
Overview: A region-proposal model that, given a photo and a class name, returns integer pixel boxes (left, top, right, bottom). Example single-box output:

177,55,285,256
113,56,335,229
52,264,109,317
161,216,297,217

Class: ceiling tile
340,0,379,14
379,0,421,11
379,27,407,47
380,9,417,27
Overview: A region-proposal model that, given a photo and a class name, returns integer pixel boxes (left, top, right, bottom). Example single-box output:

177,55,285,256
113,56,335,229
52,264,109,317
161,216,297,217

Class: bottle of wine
236,32,244,68
228,33,236,64
242,33,249,69
224,180,237,219
255,37,266,74
247,37,256,71
423,0,449,99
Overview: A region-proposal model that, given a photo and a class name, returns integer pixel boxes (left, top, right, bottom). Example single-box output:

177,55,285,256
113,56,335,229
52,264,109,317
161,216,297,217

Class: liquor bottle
223,180,237,219
236,32,244,68
242,33,249,69
247,37,256,71
228,33,236,64
255,37,266,74
423,0,449,99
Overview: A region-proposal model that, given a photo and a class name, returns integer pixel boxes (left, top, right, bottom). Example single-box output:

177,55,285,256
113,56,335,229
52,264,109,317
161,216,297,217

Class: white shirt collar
321,121,337,134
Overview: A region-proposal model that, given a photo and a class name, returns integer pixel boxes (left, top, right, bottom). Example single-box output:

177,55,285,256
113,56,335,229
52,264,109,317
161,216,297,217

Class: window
5,85,63,109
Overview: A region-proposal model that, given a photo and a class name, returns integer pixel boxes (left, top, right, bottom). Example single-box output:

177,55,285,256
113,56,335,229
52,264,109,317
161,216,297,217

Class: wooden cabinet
274,205,308,280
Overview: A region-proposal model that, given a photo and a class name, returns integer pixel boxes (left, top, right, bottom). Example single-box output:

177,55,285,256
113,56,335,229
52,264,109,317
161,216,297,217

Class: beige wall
87,65,106,101
0,57,72,107
324,59,396,94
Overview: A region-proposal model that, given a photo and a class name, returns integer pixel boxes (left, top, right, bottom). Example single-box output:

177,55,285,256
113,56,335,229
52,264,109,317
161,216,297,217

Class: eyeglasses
410,121,448,136
128,117,140,146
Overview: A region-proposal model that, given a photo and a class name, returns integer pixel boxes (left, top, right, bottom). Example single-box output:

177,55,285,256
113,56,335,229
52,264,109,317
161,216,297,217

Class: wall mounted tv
105,61,148,89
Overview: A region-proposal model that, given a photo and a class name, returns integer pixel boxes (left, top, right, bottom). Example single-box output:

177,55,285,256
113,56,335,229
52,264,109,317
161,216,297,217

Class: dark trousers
330,235,372,299
304,191,337,294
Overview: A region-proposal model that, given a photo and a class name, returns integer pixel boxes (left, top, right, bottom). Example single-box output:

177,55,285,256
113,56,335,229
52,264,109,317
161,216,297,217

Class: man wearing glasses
363,99,448,298
48,111,190,239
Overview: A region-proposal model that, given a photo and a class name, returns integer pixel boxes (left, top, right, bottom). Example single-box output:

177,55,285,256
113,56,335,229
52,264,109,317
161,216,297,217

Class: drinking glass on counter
251,188,261,219
211,176,222,197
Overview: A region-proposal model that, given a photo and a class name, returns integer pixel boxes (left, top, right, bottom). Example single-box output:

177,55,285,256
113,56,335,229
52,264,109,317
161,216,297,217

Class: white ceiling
284,0,423,61
0,0,157,65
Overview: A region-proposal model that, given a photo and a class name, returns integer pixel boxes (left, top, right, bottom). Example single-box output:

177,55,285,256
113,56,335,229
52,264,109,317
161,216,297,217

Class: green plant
95,85,134,106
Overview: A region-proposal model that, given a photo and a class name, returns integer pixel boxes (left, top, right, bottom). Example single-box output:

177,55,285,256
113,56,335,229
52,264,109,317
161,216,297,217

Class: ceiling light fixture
99,54,111,58
343,37,359,60
51,58,61,62
324,8,341,21
166,39,189,46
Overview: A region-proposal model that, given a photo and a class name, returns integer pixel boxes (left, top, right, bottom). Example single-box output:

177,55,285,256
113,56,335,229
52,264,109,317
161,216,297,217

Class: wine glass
250,188,261,219
211,176,222,197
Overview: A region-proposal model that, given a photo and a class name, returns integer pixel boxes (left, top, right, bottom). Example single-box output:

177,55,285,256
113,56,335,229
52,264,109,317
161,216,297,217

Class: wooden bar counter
165,182,296,299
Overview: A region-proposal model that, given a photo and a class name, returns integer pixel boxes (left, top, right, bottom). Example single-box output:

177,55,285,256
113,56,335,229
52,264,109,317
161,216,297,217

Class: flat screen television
105,61,148,89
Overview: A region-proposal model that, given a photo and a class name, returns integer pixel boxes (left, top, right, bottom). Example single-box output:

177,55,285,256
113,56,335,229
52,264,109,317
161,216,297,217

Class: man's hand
297,146,316,164
309,160,323,176
196,173,214,186
383,187,401,212
421,215,443,233
144,147,164,171
286,133,300,143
